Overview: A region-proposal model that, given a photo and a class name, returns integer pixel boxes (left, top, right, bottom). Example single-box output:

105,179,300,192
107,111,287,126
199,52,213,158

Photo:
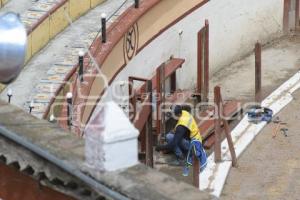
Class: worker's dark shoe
182,166,190,176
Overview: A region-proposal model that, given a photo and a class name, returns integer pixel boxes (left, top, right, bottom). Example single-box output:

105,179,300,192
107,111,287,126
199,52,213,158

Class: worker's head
172,105,182,117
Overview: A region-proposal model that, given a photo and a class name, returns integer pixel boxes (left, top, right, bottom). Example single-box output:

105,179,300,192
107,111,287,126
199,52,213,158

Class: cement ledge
86,164,211,200
0,100,211,199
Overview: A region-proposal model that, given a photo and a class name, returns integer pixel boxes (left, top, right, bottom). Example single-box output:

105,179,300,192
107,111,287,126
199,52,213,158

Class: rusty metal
221,104,237,167
170,72,176,93
160,63,166,140
255,42,262,103
197,20,209,103
218,91,237,167
135,0,139,8
130,58,184,137
0,163,74,200
214,86,222,162
296,0,300,27
204,19,210,103
135,58,184,94
128,77,135,121
283,0,291,33
128,76,148,122
133,59,184,133
156,66,161,136
145,80,153,168
193,154,200,188
222,122,237,167
197,27,203,97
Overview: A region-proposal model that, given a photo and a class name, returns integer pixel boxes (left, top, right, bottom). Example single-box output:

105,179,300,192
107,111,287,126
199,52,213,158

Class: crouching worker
155,105,207,176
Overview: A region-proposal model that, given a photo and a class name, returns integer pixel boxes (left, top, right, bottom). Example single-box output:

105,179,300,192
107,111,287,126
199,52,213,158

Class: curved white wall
107,0,283,104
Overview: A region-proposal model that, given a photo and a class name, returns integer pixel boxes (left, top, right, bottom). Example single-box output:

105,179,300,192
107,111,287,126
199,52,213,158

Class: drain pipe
0,125,129,200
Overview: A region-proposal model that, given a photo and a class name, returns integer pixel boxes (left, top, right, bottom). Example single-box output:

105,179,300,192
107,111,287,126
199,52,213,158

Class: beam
146,80,153,168
193,154,200,188
203,19,210,103
255,42,262,103
214,86,222,162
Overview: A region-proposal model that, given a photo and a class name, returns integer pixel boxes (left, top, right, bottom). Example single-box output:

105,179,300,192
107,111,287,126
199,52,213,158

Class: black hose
0,125,130,200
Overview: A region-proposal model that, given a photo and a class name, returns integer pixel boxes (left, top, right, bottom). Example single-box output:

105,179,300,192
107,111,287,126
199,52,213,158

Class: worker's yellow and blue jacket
176,111,207,170
175,110,202,142
156,110,207,171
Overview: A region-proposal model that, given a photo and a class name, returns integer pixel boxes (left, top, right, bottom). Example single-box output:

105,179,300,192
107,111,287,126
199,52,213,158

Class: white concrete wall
108,0,284,104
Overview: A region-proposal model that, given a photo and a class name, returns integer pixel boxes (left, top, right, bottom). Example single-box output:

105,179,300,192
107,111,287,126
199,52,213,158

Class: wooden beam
214,86,222,162
255,42,262,103
146,80,154,168
204,19,210,103
193,154,200,188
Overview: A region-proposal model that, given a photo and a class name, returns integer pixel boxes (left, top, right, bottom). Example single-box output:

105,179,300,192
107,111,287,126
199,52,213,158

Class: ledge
0,100,211,199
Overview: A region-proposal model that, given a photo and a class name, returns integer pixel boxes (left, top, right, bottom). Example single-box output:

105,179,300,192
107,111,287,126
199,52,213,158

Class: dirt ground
222,88,300,200
211,34,300,102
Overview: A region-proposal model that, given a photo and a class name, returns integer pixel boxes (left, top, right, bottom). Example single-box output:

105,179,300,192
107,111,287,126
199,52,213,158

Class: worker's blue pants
186,139,207,171
166,133,207,171
166,132,189,158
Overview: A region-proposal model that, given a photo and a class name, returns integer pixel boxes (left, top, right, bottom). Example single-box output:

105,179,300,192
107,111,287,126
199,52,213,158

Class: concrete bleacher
22,0,106,63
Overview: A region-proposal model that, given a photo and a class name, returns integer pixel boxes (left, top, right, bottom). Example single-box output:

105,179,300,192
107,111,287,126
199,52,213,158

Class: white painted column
84,101,139,172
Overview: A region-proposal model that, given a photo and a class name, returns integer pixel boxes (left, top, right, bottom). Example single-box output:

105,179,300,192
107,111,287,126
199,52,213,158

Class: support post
146,80,153,168
197,28,203,102
78,51,84,82
193,153,200,188
170,72,176,93
255,42,262,104
66,92,73,127
283,0,291,33
128,77,136,121
7,88,12,103
203,19,210,103
220,92,237,167
214,86,222,162
160,63,166,141
197,20,209,103
135,0,139,8
296,0,300,28
222,118,238,167
101,13,107,43
29,100,34,114
156,67,161,136
128,76,148,122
